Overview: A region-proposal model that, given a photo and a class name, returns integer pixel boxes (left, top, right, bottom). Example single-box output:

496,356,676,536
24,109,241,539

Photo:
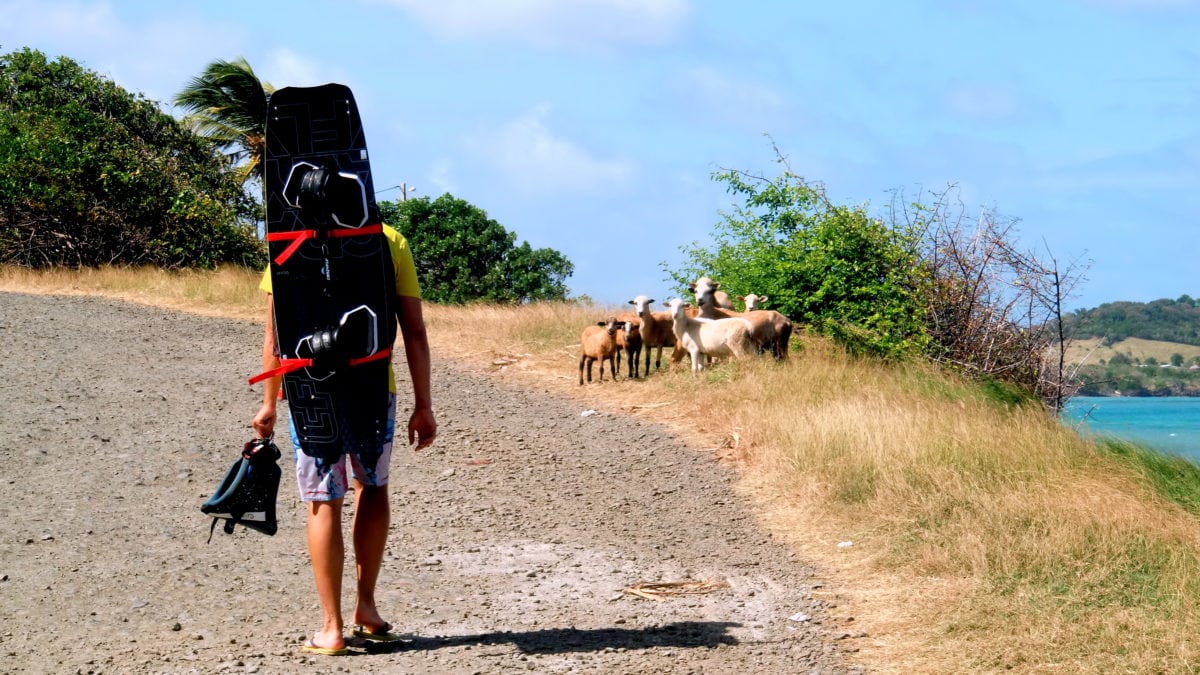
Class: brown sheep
737,293,794,359
627,295,677,373
613,320,643,379
579,317,620,385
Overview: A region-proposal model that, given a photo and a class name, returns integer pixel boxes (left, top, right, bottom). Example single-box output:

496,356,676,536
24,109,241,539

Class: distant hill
1064,337,1200,367
1064,296,1200,346
1062,297,1200,396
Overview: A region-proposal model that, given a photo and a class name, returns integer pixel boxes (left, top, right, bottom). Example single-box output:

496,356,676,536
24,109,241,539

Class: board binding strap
200,437,282,543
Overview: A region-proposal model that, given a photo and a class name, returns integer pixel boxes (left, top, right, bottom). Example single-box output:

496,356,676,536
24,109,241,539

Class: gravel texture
0,292,856,674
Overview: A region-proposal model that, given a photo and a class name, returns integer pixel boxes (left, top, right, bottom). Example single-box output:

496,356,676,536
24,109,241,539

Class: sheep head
628,295,655,317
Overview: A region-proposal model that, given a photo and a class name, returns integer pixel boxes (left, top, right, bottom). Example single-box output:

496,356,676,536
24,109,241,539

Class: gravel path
0,292,855,674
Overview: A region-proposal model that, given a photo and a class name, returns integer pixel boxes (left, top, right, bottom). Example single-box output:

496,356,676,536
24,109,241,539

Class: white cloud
943,83,1025,122
428,157,459,196
0,1,126,51
468,104,634,194
262,48,342,89
0,1,248,106
377,0,689,50
675,67,786,121
940,81,1058,126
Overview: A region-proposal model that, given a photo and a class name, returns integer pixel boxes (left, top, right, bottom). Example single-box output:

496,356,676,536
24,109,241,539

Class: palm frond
173,57,271,182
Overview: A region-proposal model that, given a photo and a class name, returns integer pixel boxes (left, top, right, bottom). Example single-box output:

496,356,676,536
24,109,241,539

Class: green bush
379,194,572,304
670,165,929,358
0,48,264,268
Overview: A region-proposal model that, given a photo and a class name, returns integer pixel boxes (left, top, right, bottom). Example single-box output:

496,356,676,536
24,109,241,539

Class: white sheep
691,279,793,360
663,297,755,374
627,295,677,373
740,293,767,311
688,276,734,310
579,317,621,385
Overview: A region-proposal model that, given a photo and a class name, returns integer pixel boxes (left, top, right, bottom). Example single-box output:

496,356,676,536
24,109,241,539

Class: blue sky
2,0,1197,311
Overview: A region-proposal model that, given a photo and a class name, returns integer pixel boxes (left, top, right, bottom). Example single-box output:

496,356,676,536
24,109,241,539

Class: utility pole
376,183,418,200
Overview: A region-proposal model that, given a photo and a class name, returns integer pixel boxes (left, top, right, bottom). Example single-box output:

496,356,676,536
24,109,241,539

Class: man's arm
251,294,282,439
396,295,436,449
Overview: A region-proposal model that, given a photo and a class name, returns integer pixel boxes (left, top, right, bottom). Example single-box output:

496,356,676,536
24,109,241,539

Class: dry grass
7,266,1200,673
1065,336,1200,366
0,264,264,321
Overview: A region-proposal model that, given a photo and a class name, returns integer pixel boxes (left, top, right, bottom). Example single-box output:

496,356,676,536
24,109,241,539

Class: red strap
349,348,391,367
266,230,314,266
248,358,312,385
247,348,391,385
266,224,385,265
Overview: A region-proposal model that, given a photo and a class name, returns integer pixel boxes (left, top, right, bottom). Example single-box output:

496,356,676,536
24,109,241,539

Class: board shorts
289,394,397,502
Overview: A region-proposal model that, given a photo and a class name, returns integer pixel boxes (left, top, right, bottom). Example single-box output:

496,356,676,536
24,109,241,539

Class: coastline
1063,396,1200,461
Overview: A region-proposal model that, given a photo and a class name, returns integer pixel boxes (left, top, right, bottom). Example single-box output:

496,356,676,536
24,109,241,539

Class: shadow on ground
360,621,741,655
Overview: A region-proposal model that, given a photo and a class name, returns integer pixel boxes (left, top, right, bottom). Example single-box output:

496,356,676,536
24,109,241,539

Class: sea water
1062,396,1200,462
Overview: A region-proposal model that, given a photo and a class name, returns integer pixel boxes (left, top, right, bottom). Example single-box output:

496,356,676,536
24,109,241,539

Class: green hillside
1065,296,1200,346
1063,297,1200,396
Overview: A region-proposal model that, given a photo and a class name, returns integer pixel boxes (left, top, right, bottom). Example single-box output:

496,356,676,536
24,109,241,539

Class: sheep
579,317,620,385
613,320,643,379
663,297,755,374
691,278,793,360
687,276,734,310
736,293,794,359
740,293,767,311
627,295,677,373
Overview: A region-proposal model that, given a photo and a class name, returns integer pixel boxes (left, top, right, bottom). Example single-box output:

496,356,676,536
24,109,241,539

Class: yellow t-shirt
259,224,420,297
260,224,420,392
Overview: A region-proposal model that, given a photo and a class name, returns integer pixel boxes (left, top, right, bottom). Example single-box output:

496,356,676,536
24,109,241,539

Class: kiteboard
251,83,396,462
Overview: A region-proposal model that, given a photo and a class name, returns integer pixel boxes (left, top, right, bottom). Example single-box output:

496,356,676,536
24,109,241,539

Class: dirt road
0,293,855,674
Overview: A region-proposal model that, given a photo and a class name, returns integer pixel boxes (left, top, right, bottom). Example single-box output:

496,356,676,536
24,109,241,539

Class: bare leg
351,480,390,630
307,499,346,649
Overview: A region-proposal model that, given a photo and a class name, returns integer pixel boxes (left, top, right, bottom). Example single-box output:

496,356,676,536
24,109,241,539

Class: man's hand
252,403,277,439
408,407,437,450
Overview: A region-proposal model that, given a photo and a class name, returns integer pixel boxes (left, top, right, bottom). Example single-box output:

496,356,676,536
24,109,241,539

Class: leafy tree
173,57,273,183
379,194,572,304
1171,353,1185,367
502,241,573,302
670,153,1084,407
1064,297,1200,346
0,48,263,268
670,161,928,358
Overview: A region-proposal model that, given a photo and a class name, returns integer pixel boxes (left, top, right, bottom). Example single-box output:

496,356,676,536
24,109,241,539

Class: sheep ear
760,295,768,302
596,321,605,327
627,299,635,305
647,298,655,304
737,295,745,301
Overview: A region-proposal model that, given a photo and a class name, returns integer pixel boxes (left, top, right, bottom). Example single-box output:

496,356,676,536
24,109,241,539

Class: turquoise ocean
1062,397,1200,462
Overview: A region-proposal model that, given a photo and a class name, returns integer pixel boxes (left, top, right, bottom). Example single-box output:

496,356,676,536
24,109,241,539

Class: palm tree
174,57,274,183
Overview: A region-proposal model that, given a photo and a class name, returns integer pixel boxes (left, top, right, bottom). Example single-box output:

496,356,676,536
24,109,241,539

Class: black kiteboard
255,83,396,461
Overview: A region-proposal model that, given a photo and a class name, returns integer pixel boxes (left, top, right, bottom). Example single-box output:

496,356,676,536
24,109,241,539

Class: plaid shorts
289,394,396,502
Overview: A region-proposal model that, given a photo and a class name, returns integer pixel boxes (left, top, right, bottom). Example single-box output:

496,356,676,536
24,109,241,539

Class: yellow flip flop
301,638,349,656
352,622,403,643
